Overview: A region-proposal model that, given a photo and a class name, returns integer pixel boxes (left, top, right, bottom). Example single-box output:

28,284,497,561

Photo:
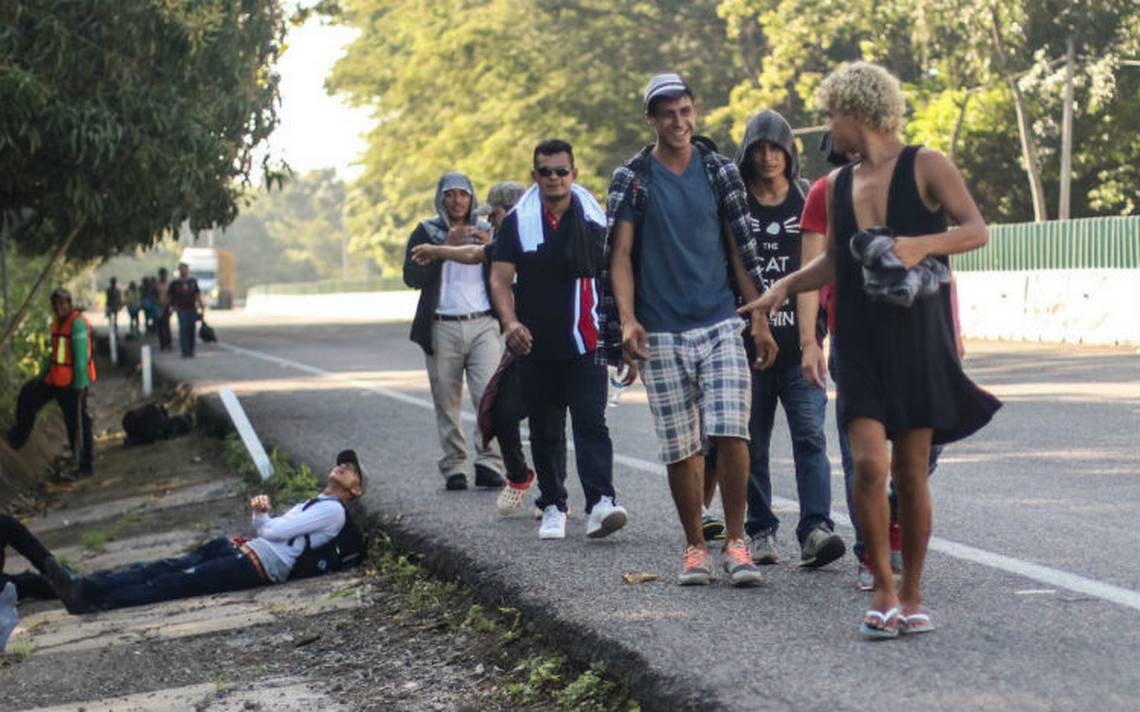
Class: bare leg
667,454,704,548
849,418,895,612
891,429,934,615
702,452,718,509
713,437,749,542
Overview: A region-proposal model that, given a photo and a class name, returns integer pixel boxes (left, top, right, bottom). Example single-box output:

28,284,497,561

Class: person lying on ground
0,450,367,618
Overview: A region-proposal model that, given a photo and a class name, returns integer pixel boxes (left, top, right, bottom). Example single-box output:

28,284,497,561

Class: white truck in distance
180,247,236,309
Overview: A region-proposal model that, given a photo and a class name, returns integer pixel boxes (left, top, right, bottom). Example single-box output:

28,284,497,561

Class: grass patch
364,530,640,712
0,640,33,665
80,529,110,553
223,433,320,507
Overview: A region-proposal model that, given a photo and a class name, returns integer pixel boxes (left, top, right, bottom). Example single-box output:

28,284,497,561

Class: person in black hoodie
404,172,506,492
734,110,846,571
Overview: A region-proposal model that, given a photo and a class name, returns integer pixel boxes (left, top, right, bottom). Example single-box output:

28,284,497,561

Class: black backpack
287,498,366,580
122,403,192,445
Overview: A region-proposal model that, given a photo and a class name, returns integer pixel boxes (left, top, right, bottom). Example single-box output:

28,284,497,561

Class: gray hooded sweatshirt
403,172,497,354
734,110,804,193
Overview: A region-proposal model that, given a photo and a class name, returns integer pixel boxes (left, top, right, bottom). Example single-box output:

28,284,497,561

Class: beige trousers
425,315,503,478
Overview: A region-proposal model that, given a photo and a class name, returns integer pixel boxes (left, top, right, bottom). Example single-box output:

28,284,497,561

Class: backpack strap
287,497,348,548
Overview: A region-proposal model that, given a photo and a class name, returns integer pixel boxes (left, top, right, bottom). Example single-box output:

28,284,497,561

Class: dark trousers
520,355,614,513
176,308,197,356
492,358,531,483
9,378,93,472
744,357,833,543
0,514,56,599
158,307,172,350
81,537,262,610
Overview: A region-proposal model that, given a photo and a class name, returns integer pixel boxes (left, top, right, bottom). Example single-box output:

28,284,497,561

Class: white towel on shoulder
514,183,606,252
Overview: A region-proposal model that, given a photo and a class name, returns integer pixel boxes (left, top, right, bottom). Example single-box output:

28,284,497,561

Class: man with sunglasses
600,73,776,586
490,139,628,540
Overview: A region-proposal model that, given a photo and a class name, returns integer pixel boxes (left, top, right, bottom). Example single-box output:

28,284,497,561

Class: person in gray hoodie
404,172,506,491
733,110,846,570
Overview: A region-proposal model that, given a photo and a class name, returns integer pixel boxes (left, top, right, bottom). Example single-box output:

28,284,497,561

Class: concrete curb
104,332,716,712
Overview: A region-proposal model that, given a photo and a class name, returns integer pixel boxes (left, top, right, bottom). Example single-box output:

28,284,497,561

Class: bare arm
412,243,489,266
490,261,532,354
610,220,648,361
892,148,988,268
797,229,827,388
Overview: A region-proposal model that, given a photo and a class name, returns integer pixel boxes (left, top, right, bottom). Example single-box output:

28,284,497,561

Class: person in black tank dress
739,62,1000,639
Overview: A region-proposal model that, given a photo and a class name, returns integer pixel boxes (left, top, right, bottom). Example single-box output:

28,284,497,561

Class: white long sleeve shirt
245,496,345,583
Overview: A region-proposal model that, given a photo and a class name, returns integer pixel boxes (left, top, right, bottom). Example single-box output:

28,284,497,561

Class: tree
0,0,286,346
324,0,740,269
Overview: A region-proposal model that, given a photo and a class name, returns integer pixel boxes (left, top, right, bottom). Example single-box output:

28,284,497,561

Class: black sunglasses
535,166,571,177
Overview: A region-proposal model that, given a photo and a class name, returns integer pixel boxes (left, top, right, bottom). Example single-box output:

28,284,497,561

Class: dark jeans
8,378,93,472
520,355,614,513
80,537,262,610
0,514,56,600
492,359,531,483
830,341,942,560
744,351,833,543
176,308,197,356
158,307,172,351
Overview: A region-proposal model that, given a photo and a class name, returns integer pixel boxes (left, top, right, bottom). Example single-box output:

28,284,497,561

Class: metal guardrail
952,215,1140,272
246,276,407,296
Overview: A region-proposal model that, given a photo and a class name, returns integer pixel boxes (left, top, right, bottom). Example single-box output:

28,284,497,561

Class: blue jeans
80,537,262,610
744,354,833,544
176,308,197,357
830,341,942,560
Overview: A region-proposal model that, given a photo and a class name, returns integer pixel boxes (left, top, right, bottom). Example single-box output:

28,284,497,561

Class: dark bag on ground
198,321,217,343
122,403,193,446
287,499,366,580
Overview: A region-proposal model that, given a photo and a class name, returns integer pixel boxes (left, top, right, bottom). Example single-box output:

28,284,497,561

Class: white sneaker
586,496,628,538
538,505,566,539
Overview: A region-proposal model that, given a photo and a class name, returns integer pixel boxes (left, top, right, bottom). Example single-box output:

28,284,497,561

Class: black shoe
474,465,505,488
41,556,86,613
445,473,468,491
6,427,26,449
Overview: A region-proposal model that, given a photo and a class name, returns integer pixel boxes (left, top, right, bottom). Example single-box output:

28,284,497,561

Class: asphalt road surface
130,313,1140,712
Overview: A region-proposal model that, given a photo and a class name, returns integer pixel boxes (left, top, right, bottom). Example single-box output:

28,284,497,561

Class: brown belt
237,542,270,584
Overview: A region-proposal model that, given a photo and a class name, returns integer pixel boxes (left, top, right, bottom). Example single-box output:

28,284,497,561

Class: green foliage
326,0,740,270
716,0,1140,222
224,433,321,507
80,529,110,553
505,655,566,705
0,0,286,259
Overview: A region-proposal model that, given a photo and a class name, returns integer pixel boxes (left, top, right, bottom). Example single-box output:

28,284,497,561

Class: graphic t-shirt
748,187,808,366
168,278,200,311
494,203,600,362
617,152,736,333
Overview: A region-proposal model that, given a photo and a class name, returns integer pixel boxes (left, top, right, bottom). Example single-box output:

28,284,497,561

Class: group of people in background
405,61,1000,639
105,263,204,358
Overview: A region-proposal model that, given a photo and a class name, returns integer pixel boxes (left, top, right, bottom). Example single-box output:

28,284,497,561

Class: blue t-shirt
618,152,736,333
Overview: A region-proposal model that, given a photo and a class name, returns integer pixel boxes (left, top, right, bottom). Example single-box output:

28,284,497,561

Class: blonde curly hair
818,62,905,134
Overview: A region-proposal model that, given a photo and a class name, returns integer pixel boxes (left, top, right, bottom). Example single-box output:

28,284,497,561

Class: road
129,313,1140,711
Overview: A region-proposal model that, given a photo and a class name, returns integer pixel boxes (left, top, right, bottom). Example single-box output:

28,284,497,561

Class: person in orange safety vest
6,287,96,478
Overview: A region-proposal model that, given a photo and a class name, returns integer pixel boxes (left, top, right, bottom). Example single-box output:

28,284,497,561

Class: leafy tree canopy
0,0,287,259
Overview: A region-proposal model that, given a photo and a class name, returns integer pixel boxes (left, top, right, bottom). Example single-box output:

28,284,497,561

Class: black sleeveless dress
832,146,1001,444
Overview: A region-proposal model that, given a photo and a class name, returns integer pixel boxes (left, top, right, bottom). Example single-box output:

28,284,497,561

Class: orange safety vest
44,311,97,388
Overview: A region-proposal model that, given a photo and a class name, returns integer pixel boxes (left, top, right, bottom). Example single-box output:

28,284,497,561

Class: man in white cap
599,73,776,587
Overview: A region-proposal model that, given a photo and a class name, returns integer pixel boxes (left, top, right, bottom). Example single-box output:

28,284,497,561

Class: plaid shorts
641,318,751,464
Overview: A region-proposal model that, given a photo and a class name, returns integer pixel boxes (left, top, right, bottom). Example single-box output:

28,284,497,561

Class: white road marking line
217,342,1140,614
1016,589,1058,595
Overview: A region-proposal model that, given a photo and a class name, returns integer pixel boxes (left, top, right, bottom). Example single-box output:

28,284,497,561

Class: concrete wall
243,271,1140,346
244,290,419,322
956,269,1140,346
